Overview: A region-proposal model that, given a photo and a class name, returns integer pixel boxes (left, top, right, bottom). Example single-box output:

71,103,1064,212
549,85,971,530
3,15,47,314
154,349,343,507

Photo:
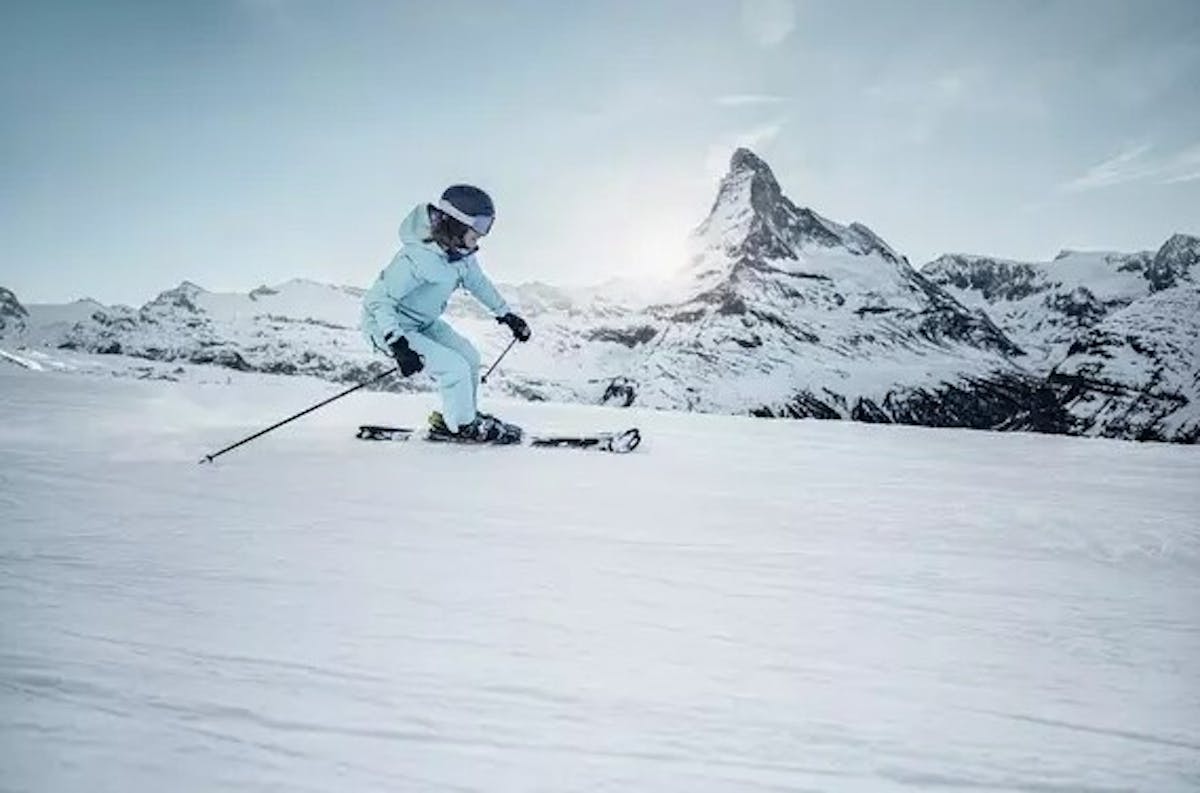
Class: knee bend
442,355,473,385
462,347,481,372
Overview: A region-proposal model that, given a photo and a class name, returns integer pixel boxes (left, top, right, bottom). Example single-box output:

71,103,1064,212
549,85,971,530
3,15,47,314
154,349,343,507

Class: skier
362,185,531,443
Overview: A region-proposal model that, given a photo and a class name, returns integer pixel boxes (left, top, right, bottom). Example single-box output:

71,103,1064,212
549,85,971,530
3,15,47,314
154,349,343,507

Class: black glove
497,312,531,342
387,335,424,376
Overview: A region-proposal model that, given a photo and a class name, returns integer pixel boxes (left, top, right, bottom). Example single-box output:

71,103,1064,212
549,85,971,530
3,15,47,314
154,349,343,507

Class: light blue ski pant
398,320,481,431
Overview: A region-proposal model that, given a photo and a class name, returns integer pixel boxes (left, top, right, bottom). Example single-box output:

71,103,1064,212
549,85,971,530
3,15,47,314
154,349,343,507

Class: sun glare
625,221,691,281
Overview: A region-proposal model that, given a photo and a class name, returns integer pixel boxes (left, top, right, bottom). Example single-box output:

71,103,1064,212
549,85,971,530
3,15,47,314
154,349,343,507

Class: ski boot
427,411,523,445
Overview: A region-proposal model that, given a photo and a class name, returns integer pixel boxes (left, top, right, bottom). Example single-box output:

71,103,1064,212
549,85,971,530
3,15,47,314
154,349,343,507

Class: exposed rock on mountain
0,287,28,335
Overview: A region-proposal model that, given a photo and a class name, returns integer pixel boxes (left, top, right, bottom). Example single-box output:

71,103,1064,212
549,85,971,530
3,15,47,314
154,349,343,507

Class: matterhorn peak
729,147,775,179
694,148,901,268
721,147,784,212
695,148,786,246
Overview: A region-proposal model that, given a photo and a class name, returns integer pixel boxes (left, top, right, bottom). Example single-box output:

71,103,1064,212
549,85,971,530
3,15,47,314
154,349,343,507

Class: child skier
362,185,531,443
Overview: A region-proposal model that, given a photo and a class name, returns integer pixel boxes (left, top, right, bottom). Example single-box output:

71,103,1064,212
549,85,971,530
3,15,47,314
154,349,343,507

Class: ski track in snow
1,366,1199,792
0,349,44,371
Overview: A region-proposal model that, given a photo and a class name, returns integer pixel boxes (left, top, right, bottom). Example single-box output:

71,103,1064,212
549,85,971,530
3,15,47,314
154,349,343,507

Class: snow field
2,366,1198,791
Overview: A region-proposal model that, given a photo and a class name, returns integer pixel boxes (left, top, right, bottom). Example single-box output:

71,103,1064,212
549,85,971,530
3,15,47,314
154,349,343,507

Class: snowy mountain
0,275,643,404
2,150,1196,442
0,286,28,335
1051,284,1200,443
922,234,1199,371
5,279,377,381
922,233,1200,441
586,148,1061,432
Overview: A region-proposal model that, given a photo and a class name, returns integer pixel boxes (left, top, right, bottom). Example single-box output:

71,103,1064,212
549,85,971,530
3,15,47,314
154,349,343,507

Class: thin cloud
716,94,789,107
866,69,977,104
740,0,796,47
1161,144,1200,184
733,123,784,153
1061,144,1156,192
864,67,1048,146
1061,143,1200,191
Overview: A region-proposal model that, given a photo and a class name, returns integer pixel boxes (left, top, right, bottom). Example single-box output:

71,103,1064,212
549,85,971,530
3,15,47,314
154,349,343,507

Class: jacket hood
398,203,436,248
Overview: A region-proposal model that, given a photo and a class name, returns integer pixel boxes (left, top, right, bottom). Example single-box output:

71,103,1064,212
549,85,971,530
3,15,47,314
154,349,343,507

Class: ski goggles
436,199,494,236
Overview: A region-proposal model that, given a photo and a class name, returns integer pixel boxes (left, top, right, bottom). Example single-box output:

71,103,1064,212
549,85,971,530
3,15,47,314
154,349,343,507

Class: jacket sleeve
462,258,511,317
365,253,424,341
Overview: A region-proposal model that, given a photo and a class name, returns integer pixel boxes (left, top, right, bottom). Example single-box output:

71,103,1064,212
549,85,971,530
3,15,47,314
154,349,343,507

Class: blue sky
2,0,1198,305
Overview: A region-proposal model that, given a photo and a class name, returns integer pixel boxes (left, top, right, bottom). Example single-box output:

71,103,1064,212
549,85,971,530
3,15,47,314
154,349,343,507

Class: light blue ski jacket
361,203,510,347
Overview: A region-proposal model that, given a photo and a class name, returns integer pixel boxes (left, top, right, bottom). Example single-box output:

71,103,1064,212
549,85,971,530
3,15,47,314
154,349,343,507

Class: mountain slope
589,149,1062,431
1051,285,1200,442
922,234,1200,441
0,286,29,335
923,234,1199,371
3,366,1198,792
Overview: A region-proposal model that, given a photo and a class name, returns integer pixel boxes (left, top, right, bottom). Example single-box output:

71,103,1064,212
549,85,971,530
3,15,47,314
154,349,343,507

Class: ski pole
480,338,517,384
199,367,398,464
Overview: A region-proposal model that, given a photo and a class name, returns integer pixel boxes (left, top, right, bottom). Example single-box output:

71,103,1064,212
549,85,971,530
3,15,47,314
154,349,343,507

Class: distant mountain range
923,232,1199,441
3,149,1196,443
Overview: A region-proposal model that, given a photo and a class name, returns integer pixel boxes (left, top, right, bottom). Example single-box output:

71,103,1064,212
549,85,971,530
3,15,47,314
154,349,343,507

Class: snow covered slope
2,366,1198,792
0,277,634,394
1051,284,1200,442
923,234,1200,441
923,234,1200,371
6,279,380,381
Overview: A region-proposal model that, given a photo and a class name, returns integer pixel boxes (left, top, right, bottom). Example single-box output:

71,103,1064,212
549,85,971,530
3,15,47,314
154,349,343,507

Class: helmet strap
425,206,477,261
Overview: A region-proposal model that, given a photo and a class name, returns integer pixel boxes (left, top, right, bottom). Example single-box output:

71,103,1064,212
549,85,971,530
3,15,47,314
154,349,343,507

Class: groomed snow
2,363,1198,792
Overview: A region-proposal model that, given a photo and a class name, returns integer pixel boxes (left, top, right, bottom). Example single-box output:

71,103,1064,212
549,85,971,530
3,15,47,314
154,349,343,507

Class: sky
2,0,1199,306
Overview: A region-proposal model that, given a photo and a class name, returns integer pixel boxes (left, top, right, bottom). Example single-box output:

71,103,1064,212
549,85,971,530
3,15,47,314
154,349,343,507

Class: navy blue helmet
436,185,495,235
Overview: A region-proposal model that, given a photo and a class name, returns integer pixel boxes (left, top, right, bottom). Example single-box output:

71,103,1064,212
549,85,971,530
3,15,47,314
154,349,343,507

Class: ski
355,424,641,453
530,428,641,454
356,424,415,442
